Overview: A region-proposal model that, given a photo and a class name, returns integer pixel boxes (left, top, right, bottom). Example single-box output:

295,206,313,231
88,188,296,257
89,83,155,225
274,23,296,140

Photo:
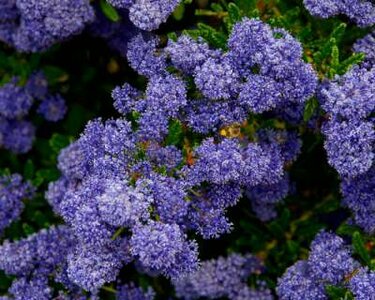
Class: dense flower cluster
0,72,67,153
1,0,374,297
303,0,375,27
319,65,374,178
116,283,155,300
0,173,34,233
0,0,95,52
174,253,272,300
341,166,375,234
0,0,183,53
277,231,374,299
353,31,375,67
0,226,90,299
107,0,181,31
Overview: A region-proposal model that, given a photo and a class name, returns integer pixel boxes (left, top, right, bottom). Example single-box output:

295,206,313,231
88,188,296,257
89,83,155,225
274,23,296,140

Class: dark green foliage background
0,0,373,299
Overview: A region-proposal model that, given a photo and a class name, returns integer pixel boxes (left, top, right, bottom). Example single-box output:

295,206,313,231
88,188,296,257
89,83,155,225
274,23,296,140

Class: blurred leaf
100,0,120,22
49,133,72,155
22,223,35,236
197,23,227,49
325,285,354,300
303,97,318,122
166,120,183,146
337,53,364,75
352,231,371,266
173,2,185,21
42,65,67,84
23,159,35,181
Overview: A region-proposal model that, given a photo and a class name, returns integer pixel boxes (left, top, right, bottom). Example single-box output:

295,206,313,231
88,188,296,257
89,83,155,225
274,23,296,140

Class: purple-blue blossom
37,94,67,122
0,79,33,119
116,283,155,300
353,31,375,67
277,261,327,300
348,267,375,300
0,119,35,153
97,179,153,227
307,231,359,284
173,253,269,300
166,36,220,74
8,276,52,300
12,0,95,52
303,0,375,27
0,225,74,277
322,119,374,178
127,34,167,78
319,66,375,120
130,221,198,278
128,0,181,31
194,56,241,100
341,166,375,233
0,173,34,232
67,241,127,291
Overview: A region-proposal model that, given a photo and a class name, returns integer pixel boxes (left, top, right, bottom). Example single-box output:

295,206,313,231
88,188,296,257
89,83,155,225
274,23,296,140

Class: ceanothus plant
0,0,374,299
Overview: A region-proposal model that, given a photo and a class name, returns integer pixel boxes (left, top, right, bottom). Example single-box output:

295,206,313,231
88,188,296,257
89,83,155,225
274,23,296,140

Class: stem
111,227,125,240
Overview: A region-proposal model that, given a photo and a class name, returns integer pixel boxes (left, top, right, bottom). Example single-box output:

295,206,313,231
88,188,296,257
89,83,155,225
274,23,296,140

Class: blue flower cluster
0,173,34,233
341,166,375,234
0,72,67,153
0,0,95,52
0,226,94,299
319,65,374,178
353,30,375,67
115,0,181,31
277,231,374,300
120,18,317,136
173,253,273,300
116,282,155,300
0,0,183,53
46,118,199,291
303,0,375,27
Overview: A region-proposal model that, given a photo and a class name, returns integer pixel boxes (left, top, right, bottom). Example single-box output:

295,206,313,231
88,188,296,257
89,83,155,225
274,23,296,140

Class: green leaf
173,2,185,21
33,169,60,187
352,231,371,266
326,285,354,300
303,97,318,122
49,133,72,154
211,3,223,12
225,3,242,31
337,53,364,75
167,32,178,42
197,23,227,49
330,23,347,43
228,3,242,23
100,0,120,22
42,65,67,84
23,160,35,181
22,223,35,236
166,120,183,146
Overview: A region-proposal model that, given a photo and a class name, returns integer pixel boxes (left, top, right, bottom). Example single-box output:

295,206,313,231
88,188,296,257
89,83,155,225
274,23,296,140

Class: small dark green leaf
173,2,185,21
22,223,35,236
303,97,318,122
42,65,67,84
49,133,72,154
352,231,371,266
337,53,365,75
23,159,35,181
166,120,183,146
100,0,120,22
325,285,354,300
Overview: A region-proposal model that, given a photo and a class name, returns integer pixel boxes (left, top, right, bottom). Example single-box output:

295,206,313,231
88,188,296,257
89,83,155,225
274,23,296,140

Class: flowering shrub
0,0,374,299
